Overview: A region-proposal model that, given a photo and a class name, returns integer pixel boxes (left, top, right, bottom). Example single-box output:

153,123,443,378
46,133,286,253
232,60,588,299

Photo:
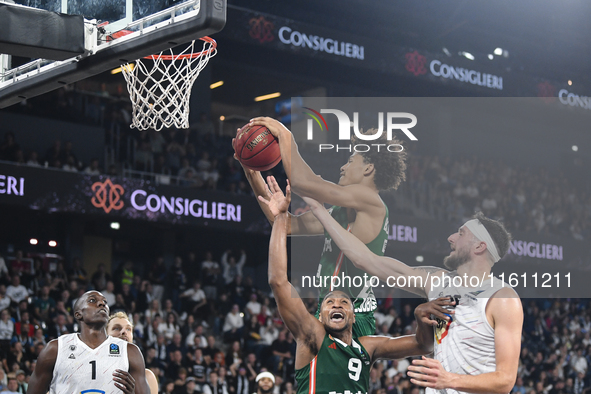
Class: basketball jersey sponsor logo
109,343,120,355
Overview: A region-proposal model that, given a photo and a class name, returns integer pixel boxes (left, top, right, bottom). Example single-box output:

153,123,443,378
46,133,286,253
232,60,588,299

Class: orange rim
144,36,217,60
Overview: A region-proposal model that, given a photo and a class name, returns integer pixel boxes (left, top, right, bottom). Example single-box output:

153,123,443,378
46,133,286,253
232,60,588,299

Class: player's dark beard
324,318,350,334
259,385,274,394
443,248,471,270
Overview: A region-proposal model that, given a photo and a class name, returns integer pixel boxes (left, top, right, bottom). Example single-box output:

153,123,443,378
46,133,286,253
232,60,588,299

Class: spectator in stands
187,347,207,384
180,281,207,320
91,263,111,291
203,370,229,394
202,335,220,363
158,312,180,343
186,324,207,349
221,250,246,286
62,155,78,172
84,158,101,175
268,330,291,374
0,132,20,162
9,251,31,277
68,257,87,286
0,287,10,314
201,251,221,299
168,257,188,312
6,276,29,306
178,158,198,183
0,310,14,352
149,257,167,303
165,349,184,384
194,112,215,143
44,140,62,167
0,377,18,394
102,281,116,306
47,313,72,339
245,294,261,319
27,150,41,167
33,286,55,322
223,304,244,344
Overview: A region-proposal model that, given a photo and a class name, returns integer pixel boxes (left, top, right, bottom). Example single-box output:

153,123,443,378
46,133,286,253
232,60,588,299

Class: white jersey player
27,291,150,394
306,203,523,394
50,333,129,393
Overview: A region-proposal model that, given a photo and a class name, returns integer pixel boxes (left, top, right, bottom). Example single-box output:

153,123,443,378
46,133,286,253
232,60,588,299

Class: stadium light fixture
568,80,573,86
48,240,57,247
220,115,225,121
255,92,281,102
110,222,121,230
442,47,452,57
494,47,503,56
210,80,224,89
488,54,494,60
29,238,38,245
460,51,475,60
572,145,578,152
416,255,424,263
111,64,134,74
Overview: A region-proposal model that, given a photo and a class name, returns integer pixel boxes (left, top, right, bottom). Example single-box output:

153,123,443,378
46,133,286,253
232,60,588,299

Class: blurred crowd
399,154,591,241
0,248,588,394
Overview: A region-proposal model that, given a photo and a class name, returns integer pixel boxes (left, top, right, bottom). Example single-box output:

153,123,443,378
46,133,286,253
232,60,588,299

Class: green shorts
314,308,376,337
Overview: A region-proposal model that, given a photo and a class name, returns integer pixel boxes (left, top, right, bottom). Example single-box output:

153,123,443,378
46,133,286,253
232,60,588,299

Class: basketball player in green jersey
238,117,407,337
261,177,453,394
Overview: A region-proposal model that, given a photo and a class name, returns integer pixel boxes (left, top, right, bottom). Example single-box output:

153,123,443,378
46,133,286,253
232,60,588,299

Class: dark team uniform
295,334,371,394
315,204,389,337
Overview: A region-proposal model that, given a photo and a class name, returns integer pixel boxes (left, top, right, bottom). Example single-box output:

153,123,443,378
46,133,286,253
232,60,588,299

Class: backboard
0,0,226,108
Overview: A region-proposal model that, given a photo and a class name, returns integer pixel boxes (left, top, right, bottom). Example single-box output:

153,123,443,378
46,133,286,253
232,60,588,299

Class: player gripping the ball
234,117,407,338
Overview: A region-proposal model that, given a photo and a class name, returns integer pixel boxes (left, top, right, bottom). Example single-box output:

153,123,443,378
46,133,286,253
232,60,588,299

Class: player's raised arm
360,298,453,361
261,178,324,346
126,343,151,394
26,340,58,394
304,196,443,296
249,117,383,212
234,139,325,236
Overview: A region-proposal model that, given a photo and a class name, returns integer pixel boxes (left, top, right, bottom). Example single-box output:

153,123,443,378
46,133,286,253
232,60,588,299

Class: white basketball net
121,37,217,131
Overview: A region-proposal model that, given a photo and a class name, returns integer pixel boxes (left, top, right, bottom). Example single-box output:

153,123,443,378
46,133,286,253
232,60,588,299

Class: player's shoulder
38,338,59,362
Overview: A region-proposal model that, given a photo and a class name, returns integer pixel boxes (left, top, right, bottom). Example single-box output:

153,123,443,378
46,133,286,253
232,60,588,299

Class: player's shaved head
74,291,105,315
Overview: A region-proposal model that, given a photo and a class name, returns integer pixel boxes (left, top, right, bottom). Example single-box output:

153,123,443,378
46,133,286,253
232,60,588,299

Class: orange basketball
234,125,281,171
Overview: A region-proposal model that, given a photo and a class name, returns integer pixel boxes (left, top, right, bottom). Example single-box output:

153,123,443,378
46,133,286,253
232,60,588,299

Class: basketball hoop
120,37,217,131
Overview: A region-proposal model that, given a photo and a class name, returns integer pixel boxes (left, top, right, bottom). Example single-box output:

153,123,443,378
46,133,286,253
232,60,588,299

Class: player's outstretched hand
258,176,291,217
113,369,135,394
249,117,291,139
414,297,455,327
407,356,454,389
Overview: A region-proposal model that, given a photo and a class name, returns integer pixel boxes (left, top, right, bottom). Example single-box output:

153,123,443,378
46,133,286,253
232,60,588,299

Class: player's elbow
419,341,433,355
268,275,288,289
495,372,517,394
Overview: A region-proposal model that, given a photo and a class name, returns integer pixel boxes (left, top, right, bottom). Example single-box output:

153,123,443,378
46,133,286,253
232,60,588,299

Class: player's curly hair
472,212,512,258
351,129,407,191
107,311,133,328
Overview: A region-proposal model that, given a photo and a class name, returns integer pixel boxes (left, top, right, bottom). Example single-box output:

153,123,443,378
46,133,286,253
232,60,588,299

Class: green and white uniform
315,204,389,337
295,334,371,394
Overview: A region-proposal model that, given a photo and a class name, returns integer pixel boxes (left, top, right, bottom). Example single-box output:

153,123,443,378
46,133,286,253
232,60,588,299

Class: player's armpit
127,343,151,394
26,340,58,394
